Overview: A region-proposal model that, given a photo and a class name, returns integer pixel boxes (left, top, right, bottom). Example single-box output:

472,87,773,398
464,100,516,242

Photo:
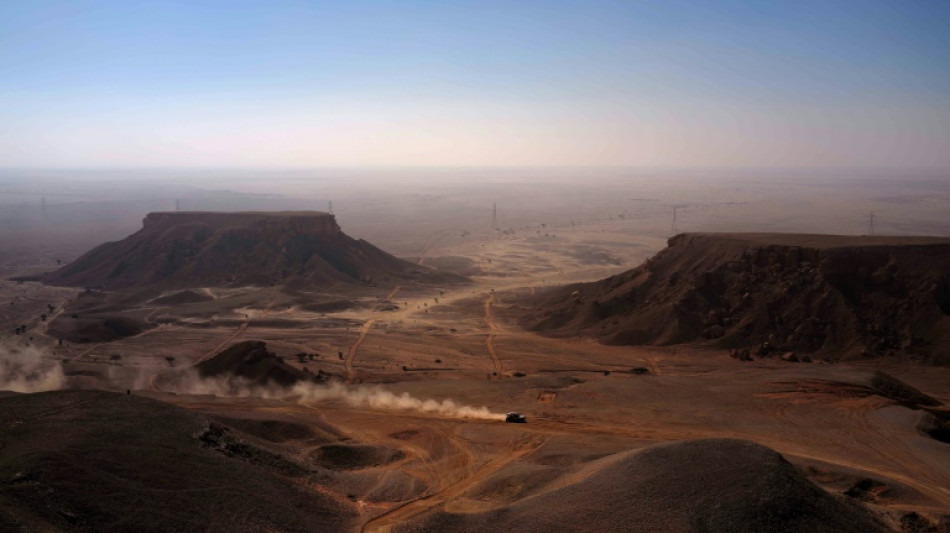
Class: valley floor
4,189,950,531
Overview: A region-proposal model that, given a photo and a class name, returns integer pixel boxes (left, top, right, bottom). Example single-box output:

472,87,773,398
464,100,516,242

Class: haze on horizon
1,1,949,170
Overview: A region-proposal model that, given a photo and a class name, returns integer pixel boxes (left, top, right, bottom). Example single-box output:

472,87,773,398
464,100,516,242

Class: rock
44,211,448,290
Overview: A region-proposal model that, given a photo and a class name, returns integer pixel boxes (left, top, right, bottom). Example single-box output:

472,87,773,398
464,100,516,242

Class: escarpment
44,211,443,289
529,233,950,364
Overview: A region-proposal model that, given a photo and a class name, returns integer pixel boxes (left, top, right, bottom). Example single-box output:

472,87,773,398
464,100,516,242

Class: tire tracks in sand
484,293,503,377
192,299,276,366
361,434,546,533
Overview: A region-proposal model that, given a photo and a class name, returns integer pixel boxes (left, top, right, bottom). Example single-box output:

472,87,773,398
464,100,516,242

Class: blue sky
1,0,948,167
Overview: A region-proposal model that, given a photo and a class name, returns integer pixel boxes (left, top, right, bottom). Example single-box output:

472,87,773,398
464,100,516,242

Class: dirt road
483,293,502,377
346,319,376,381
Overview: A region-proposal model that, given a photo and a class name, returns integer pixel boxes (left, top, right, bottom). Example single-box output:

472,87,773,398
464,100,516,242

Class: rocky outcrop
528,233,950,364
44,211,432,289
195,340,321,387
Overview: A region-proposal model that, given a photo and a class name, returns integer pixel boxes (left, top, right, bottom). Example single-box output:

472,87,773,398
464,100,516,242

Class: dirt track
346,319,376,381
483,293,502,377
362,434,546,533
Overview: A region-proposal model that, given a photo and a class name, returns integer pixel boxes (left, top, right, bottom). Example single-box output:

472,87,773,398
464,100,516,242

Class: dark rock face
44,211,419,289
529,233,950,364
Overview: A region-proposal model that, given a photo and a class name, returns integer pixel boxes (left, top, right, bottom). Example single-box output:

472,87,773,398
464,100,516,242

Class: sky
1,0,949,169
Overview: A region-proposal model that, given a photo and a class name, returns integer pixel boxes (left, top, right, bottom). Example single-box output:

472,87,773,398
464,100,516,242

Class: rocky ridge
529,233,950,364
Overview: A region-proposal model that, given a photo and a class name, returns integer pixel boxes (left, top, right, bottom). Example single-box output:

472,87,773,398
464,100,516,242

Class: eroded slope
529,233,950,363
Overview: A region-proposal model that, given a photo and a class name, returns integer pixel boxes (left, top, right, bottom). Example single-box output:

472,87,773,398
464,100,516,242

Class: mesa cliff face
528,233,950,364
44,211,422,289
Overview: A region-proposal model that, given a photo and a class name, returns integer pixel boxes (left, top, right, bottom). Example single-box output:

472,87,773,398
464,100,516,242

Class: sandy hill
43,211,441,289
0,390,356,532
528,233,950,364
400,439,885,533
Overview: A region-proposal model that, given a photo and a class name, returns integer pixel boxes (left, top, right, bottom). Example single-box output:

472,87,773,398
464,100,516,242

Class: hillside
42,211,442,290
0,390,356,532
400,439,886,533
528,233,950,364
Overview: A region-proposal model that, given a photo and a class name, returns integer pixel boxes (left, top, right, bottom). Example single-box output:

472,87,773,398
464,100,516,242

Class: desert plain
2,169,950,532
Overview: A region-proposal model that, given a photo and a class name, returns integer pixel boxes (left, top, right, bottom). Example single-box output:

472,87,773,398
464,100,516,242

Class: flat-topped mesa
142,211,342,238
44,210,420,290
529,233,950,364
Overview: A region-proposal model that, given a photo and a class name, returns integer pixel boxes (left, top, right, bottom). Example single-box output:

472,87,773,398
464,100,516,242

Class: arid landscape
4,0,950,530
2,171,950,532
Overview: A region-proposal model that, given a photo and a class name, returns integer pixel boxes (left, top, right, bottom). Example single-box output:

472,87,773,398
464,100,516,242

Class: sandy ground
3,172,950,530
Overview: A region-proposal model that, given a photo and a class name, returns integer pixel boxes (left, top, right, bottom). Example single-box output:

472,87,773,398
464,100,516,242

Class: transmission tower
671,206,679,235
492,203,498,230
328,200,333,215
868,211,876,236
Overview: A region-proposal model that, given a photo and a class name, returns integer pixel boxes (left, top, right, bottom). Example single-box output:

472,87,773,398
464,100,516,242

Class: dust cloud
0,342,65,393
166,371,505,421
291,381,505,420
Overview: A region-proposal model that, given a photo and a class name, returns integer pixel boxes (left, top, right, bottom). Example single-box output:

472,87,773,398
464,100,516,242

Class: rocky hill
528,233,950,364
196,340,324,387
43,211,439,289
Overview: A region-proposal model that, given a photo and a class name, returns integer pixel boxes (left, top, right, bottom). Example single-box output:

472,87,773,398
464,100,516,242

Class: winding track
361,434,546,533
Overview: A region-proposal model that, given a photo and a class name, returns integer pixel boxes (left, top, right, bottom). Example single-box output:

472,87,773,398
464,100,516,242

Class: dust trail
291,381,505,420
0,342,64,393
163,371,505,421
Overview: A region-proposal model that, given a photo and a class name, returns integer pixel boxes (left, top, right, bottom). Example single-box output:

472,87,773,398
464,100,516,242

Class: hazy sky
1,1,949,168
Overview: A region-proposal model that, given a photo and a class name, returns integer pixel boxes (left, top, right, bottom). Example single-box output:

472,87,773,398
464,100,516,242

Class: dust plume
0,342,65,393
290,381,505,420
163,371,505,421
